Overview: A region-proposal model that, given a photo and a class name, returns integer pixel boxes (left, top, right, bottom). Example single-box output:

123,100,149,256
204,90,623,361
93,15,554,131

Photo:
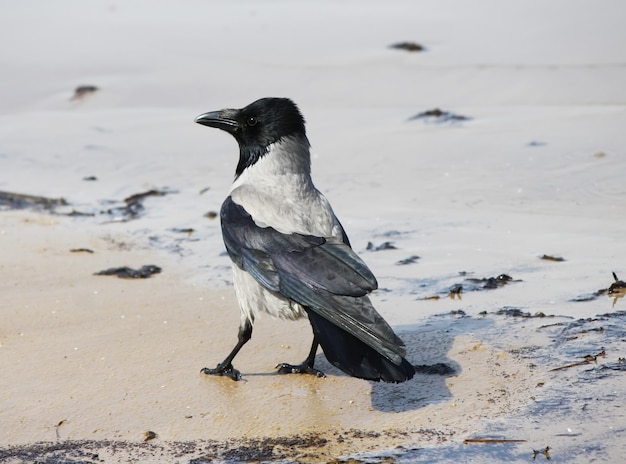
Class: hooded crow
195,97,415,383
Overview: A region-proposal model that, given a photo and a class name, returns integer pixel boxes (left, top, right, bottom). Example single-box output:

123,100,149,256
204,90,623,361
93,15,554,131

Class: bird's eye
246,116,257,127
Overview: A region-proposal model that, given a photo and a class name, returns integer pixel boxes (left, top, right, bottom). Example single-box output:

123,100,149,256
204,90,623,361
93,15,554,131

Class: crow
195,97,415,383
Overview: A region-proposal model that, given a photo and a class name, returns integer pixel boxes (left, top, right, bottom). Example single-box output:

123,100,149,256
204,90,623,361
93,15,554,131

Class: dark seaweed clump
367,241,397,251
389,41,425,52
448,274,518,295
408,108,471,123
0,191,68,212
94,265,162,279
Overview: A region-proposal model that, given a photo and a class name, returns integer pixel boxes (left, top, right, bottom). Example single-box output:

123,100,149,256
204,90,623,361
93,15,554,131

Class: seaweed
571,271,626,305
397,255,420,265
447,274,519,295
549,350,606,372
608,272,626,294
0,190,68,211
103,188,175,221
408,108,471,123
94,265,162,279
532,446,551,460
70,85,98,100
389,41,425,52
70,248,94,254
366,241,397,251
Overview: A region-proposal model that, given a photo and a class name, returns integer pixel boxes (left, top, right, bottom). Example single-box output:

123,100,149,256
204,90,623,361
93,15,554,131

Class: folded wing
221,196,410,367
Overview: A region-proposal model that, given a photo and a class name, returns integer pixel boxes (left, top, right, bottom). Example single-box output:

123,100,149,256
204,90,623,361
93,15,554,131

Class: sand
2,0,626,462
1,211,539,462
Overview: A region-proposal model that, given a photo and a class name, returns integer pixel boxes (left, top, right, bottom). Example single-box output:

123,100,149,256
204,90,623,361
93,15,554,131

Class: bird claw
276,362,326,378
201,363,242,381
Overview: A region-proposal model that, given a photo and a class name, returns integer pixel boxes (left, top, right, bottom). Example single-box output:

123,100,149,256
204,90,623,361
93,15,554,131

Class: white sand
2,1,626,462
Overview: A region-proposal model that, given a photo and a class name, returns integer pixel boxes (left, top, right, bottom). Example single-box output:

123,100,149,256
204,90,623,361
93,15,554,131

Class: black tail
306,310,415,383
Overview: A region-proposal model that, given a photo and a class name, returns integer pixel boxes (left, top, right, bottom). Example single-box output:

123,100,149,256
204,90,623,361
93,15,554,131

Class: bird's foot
201,362,242,381
276,362,326,378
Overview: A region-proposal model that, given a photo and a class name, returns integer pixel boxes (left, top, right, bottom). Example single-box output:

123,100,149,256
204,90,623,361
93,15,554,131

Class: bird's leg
276,336,326,378
201,318,252,381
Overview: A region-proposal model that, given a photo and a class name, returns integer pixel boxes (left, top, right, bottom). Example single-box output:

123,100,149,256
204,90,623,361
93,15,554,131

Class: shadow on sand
307,313,493,413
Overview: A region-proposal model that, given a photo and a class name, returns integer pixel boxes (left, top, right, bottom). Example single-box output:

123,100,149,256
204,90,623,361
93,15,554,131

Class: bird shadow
310,314,492,413
369,329,459,412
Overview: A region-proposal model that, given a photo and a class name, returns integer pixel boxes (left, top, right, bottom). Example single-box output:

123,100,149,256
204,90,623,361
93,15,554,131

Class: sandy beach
2,1,626,462
0,211,548,462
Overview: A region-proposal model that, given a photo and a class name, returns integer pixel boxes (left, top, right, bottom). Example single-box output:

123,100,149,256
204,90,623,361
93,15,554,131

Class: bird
194,97,415,383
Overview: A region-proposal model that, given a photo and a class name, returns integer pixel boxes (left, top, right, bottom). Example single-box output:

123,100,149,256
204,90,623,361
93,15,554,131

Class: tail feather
306,310,415,383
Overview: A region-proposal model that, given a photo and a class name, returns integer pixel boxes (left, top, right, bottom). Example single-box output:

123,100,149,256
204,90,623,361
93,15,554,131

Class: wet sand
1,212,541,462
3,211,624,463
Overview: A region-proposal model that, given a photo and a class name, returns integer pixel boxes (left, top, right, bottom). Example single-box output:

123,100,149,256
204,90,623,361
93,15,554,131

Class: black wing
220,196,408,366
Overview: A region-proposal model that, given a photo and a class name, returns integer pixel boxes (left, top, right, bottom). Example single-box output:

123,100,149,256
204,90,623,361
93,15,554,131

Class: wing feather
221,196,406,364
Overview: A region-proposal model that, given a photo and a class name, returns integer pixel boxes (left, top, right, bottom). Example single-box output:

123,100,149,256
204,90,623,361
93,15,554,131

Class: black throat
235,144,269,178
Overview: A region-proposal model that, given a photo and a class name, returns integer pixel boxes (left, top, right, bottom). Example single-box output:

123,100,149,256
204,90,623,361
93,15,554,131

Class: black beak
194,109,240,133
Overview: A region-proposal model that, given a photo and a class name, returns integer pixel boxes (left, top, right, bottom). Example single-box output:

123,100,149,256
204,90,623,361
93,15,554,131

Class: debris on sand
170,227,195,235
571,271,626,304
70,248,94,254
70,85,99,100
104,188,175,222
549,350,606,372
389,41,425,52
366,241,397,251
419,273,520,301
408,108,471,124
0,187,176,222
489,307,551,319
396,255,420,265
540,254,565,262
0,433,333,463
608,272,626,295
450,274,519,294
94,265,162,279
466,274,517,289
570,289,607,302
0,190,68,212
532,446,551,460
463,438,527,444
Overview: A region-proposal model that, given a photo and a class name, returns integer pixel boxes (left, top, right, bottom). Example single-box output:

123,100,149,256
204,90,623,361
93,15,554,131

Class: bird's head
195,97,308,177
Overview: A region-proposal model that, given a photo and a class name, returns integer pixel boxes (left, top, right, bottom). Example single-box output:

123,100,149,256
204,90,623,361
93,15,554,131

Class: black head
195,97,308,176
